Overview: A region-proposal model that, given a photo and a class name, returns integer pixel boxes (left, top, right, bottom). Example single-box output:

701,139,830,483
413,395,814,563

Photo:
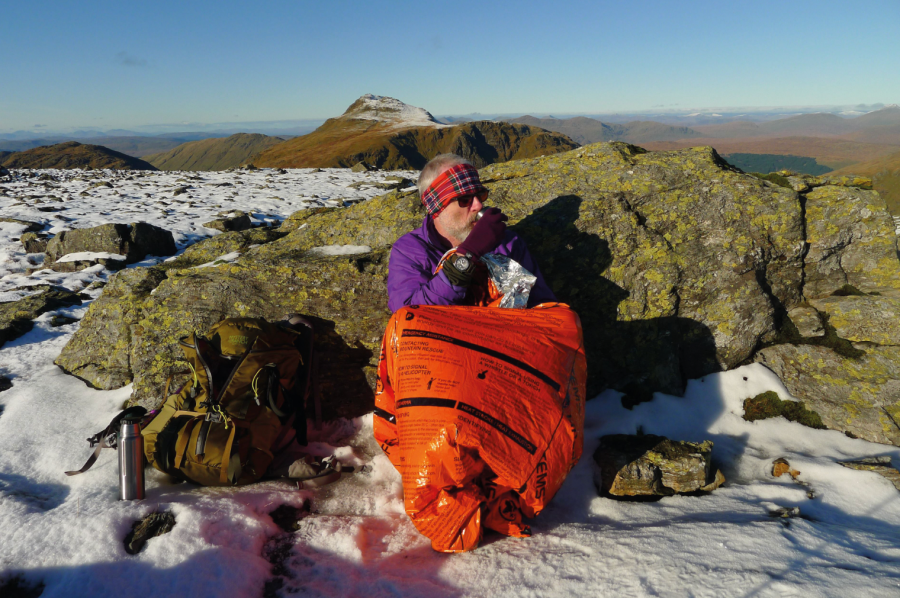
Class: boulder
754,343,900,446
45,222,177,269
202,210,253,232
350,162,372,172
592,434,724,496
1,286,84,348
803,185,900,299
486,144,806,399
20,232,49,254
49,254,127,273
0,217,43,232
53,143,900,427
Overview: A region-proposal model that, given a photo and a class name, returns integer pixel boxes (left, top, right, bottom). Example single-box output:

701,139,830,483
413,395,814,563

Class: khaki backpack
141,316,315,486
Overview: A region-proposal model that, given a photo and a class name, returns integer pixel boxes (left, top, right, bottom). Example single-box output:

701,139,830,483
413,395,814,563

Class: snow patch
55,251,126,263
347,94,452,130
308,244,372,256
194,251,242,268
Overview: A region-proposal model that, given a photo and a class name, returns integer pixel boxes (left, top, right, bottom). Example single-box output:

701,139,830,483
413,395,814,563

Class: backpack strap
64,406,147,476
284,314,318,444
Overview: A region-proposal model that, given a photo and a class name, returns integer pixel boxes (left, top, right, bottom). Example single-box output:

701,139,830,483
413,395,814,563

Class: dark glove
457,208,508,258
443,253,476,287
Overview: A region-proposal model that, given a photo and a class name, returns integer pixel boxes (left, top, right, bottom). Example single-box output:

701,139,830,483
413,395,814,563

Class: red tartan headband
421,163,487,217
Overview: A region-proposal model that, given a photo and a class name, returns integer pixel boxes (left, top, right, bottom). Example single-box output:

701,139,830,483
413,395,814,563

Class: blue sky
1,0,898,131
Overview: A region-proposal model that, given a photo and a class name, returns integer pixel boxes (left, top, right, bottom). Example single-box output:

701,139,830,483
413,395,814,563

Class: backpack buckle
205,412,224,423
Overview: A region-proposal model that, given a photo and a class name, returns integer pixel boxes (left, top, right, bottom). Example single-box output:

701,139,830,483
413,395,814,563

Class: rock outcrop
202,211,253,232
751,177,900,446
1,286,84,348
45,222,177,270
54,142,900,445
592,434,724,496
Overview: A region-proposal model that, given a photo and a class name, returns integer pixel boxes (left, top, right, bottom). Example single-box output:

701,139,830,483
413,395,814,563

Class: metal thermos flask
476,207,489,220
118,415,145,500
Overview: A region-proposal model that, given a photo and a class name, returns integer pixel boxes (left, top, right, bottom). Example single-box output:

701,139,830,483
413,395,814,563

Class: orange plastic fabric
374,303,587,552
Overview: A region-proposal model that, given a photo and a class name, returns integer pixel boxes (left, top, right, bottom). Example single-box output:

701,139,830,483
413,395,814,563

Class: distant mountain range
0,141,156,170
252,95,578,169
0,133,229,157
507,116,705,145
144,133,284,171
4,99,900,208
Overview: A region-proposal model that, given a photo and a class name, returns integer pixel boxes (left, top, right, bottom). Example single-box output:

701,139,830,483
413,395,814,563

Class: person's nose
471,196,484,212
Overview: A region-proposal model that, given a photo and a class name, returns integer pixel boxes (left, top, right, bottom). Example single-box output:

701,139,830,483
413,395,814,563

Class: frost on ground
1,169,900,597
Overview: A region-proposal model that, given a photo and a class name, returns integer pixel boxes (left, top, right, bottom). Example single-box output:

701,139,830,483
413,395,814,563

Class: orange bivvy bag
373,303,587,552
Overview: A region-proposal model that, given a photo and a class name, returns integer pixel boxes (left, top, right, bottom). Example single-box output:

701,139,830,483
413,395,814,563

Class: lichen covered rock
202,210,253,232
808,295,900,345
1,286,84,348
787,306,824,337
45,222,177,267
484,143,805,397
754,343,900,446
55,268,166,388
593,434,723,496
803,185,900,298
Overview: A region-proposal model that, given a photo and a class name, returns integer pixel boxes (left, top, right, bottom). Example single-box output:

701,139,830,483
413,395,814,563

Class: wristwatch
449,252,475,275
444,251,476,286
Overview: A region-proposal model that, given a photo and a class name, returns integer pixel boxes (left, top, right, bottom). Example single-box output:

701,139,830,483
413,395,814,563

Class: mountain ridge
252,95,578,169
1,141,156,170
144,133,284,171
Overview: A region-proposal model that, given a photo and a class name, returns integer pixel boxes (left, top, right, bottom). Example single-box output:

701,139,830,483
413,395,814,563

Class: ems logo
500,499,518,521
405,312,415,321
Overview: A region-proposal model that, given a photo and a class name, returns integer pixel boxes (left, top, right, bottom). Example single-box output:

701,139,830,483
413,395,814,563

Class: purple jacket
387,216,557,313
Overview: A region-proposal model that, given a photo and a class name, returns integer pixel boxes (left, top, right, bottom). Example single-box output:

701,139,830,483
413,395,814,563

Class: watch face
455,256,471,271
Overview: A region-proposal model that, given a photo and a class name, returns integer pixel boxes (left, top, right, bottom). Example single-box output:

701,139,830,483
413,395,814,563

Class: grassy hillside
86,136,199,157
0,141,157,170
839,123,900,146
144,133,284,171
692,121,763,138
252,120,577,169
688,114,854,138
851,105,900,128
723,153,832,175
832,149,900,216
509,116,703,145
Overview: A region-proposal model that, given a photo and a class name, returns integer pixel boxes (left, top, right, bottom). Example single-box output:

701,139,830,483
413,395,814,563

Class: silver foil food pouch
480,253,537,309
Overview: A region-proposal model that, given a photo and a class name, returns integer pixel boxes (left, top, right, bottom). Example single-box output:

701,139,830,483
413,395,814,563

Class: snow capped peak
342,94,451,129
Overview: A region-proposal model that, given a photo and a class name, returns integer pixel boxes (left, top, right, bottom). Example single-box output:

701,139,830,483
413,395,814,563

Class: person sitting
387,154,556,312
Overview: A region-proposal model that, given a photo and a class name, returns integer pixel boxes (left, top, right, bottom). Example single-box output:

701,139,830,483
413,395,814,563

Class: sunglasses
456,190,489,208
